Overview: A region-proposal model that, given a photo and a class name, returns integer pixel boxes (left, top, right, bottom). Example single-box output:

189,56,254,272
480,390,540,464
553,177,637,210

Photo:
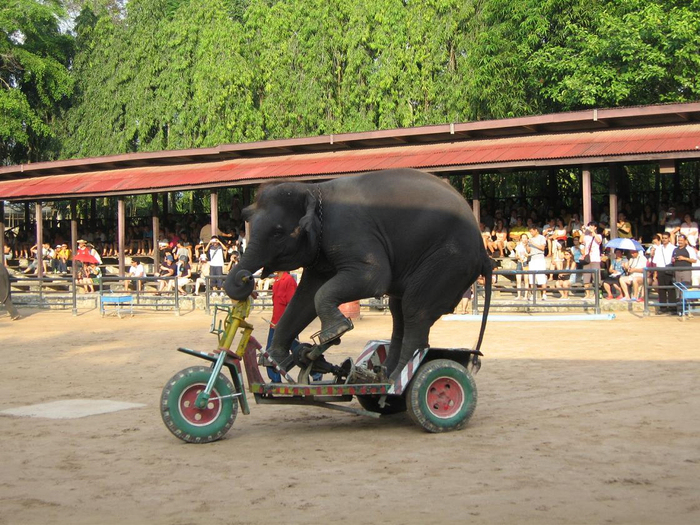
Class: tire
406,359,477,433
356,395,407,415
161,366,238,443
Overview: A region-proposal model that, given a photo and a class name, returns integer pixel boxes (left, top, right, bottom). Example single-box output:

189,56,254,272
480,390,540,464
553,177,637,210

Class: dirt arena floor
0,306,698,525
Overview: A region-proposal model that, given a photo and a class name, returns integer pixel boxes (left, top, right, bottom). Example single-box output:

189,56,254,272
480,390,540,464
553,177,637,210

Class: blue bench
673,282,700,318
100,294,134,318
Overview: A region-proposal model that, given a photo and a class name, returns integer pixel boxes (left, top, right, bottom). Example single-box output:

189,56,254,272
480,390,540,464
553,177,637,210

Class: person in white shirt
582,222,603,299
514,233,529,300
127,259,146,291
619,249,647,301
206,236,226,294
526,226,548,300
650,232,677,313
679,213,698,248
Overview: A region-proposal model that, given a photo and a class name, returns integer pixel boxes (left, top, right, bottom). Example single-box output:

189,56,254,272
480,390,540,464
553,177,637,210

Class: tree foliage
1,0,73,164
1,0,699,165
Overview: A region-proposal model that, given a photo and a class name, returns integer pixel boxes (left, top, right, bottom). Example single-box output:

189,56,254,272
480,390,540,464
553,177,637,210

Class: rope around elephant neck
309,186,323,268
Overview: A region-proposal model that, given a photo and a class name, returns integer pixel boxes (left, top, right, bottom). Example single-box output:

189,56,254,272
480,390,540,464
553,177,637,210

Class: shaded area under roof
1,122,700,201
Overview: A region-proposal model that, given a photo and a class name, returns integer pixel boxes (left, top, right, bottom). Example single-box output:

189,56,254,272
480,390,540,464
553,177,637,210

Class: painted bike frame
175,297,483,418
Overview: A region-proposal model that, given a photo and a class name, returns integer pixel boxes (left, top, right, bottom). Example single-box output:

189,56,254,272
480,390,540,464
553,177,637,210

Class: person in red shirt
266,271,297,382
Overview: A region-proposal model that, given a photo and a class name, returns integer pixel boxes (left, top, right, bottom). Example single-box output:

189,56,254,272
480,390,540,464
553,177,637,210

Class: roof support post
472,174,481,224
162,193,169,216
152,193,160,271
90,198,97,229
35,202,43,279
118,197,125,277
0,200,5,266
609,166,619,238
582,166,592,226
70,200,78,282
210,191,218,239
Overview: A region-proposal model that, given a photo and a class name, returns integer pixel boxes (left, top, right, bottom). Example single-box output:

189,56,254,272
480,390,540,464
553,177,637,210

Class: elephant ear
298,189,321,250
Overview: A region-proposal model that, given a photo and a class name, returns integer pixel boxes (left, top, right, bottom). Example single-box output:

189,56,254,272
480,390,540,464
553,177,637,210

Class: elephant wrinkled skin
0,264,21,320
224,168,492,380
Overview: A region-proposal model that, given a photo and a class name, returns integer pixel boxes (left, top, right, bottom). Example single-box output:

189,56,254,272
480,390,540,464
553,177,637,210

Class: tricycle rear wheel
406,359,476,433
161,366,238,443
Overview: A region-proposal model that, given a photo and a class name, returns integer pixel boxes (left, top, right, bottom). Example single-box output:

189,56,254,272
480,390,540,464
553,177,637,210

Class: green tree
0,0,73,164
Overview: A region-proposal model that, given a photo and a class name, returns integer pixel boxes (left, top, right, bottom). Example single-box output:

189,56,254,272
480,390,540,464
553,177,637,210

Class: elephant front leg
313,268,389,346
267,270,328,366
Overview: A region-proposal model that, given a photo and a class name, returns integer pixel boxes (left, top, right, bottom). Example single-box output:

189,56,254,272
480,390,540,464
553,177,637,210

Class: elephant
0,263,21,320
224,168,492,381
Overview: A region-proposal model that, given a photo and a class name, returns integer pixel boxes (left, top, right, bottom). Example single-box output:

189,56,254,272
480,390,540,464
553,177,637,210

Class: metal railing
9,274,78,313
472,268,602,314
641,267,700,316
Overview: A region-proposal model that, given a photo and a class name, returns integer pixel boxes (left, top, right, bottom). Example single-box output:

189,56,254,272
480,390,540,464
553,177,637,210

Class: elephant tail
474,254,492,354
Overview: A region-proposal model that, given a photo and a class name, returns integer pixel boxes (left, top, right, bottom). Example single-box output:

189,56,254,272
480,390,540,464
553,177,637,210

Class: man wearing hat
206,236,225,295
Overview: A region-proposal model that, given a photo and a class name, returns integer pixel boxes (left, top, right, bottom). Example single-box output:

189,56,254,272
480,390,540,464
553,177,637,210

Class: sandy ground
0,306,698,525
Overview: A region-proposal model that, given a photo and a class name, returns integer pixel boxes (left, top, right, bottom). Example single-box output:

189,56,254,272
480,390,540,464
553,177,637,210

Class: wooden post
35,202,43,279
162,193,169,216
582,166,592,225
90,198,97,229
609,166,619,238
211,191,219,237
118,197,126,277
70,200,78,281
152,193,160,271
0,200,5,266
472,174,481,223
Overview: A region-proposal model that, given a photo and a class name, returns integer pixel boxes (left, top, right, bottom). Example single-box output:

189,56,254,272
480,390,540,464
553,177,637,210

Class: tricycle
161,297,482,443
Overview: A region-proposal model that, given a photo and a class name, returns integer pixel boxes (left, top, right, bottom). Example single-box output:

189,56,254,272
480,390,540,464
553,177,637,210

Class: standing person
265,271,298,382
526,226,548,300
582,222,603,299
514,233,529,299
672,234,696,286
651,232,677,313
206,236,225,296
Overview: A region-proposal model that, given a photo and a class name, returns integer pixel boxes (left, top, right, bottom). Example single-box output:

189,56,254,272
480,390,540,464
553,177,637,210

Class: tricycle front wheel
161,366,238,443
406,359,477,433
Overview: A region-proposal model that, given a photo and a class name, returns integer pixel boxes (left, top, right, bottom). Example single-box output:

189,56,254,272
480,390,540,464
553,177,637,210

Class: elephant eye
272,227,285,238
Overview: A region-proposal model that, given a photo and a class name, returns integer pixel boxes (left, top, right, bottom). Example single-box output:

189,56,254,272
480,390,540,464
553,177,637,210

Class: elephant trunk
223,245,265,300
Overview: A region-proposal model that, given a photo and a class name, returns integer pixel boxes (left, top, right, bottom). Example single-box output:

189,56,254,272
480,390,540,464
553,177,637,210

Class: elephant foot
314,317,354,345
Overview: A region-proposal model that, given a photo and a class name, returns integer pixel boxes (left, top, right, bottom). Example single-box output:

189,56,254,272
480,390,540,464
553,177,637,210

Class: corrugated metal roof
1,123,699,201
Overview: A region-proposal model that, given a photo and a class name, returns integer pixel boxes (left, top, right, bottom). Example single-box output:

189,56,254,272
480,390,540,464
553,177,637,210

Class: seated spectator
491,219,508,257
555,249,577,299
77,263,101,293
158,254,176,293
602,249,627,299
127,259,146,291
194,257,210,295
479,223,492,253
616,212,633,238
509,217,528,242
619,249,647,301
680,213,698,248
56,244,71,274
175,255,192,295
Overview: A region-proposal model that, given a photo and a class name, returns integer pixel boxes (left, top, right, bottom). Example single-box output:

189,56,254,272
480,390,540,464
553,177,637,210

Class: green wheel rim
161,366,237,443
408,360,476,432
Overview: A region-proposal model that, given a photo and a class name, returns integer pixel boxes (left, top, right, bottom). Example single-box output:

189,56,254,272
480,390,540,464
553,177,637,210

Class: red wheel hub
178,383,222,426
426,377,464,418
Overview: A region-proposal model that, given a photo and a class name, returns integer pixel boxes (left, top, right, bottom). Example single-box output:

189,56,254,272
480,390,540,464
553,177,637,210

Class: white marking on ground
0,399,146,419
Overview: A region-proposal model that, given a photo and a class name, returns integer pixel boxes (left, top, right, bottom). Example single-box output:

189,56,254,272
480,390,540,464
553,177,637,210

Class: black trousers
657,268,676,310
